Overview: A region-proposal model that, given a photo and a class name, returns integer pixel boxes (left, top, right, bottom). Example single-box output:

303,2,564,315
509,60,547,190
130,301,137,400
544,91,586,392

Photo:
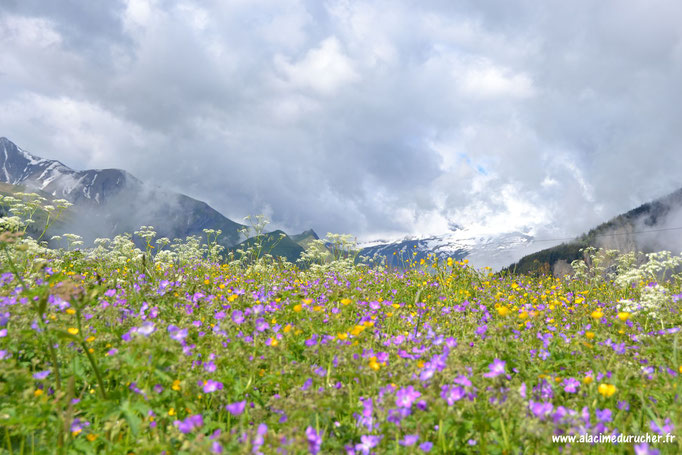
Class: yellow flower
313,305,323,312
340,298,352,305
368,357,380,371
168,408,176,416
34,389,43,397
617,312,630,321
585,331,595,340
86,434,97,442
598,383,616,397
583,376,593,385
497,306,510,316
337,333,348,340
283,324,292,333
270,338,279,347
171,380,181,391
293,304,303,313
67,327,79,335
66,308,76,315
302,299,313,304
591,310,604,320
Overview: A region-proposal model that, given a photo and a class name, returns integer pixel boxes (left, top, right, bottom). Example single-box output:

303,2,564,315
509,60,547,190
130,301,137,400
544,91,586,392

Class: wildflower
591,310,604,319
529,400,554,419
174,414,203,434
355,435,381,454
293,304,303,312
563,377,580,393
137,321,155,336
306,426,323,454
419,441,433,452
441,385,465,405
596,408,612,422
395,385,421,408
618,312,631,321
634,443,660,455
585,331,595,339
226,400,246,415
171,380,181,391
231,310,244,324
400,435,419,446
583,376,593,385
201,380,223,393
650,418,674,435
67,327,79,335
483,358,506,378
34,389,43,397
598,383,617,397
33,370,51,380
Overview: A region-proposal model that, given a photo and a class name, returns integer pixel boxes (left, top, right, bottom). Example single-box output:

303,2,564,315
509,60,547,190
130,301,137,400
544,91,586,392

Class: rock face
0,137,244,246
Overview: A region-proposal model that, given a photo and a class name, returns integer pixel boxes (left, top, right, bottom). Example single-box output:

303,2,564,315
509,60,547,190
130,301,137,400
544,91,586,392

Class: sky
1,0,681,241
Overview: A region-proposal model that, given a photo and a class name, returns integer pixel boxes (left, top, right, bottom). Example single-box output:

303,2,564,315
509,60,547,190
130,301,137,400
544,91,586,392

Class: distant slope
505,187,682,275
229,230,304,263
290,229,320,250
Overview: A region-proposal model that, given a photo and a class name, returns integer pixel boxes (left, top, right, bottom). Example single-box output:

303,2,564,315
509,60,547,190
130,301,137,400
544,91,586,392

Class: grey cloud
1,0,681,240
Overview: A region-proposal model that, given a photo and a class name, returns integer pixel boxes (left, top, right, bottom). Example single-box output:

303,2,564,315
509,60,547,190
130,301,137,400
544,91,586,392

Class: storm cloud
1,0,681,240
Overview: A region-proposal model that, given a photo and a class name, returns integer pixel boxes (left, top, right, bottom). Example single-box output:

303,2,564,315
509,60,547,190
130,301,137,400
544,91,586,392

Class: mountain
230,230,305,264
506,187,682,275
0,136,247,248
358,227,549,271
290,229,320,250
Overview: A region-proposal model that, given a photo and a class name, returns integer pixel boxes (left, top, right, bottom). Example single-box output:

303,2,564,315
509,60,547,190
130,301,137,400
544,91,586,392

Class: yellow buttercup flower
617,312,630,321
67,327,79,335
598,383,616,397
591,310,604,320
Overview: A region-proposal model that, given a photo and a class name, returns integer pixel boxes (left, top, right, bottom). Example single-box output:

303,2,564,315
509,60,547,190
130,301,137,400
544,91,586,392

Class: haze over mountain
507,186,682,275
0,136,247,246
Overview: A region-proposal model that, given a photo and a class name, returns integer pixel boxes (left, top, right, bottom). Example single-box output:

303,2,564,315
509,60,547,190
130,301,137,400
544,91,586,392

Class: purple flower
201,380,223,393
483,358,506,378
400,435,419,446
595,408,612,423
226,400,246,415
650,418,674,435
33,370,51,380
174,414,203,434
204,361,217,372
419,441,433,452
634,443,660,455
153,384,164,394
529,400,554,419
301,378,312,391
70,418,90,434
137,321,155,336
355,435,381,454
212,442,223,453
617,400,629,411
563,377,580,393
441,385,465,405
255,318,269,332
396,385,421,408
231,310,244,325
167,325,188,341
0,329,7,337
306,426,323,454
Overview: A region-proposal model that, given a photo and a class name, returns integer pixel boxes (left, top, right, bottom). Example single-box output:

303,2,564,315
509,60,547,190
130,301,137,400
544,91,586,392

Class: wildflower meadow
1,193,681,454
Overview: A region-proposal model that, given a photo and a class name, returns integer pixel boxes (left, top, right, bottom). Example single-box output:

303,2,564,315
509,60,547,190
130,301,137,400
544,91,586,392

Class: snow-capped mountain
0,137,244,246
359,226,556,271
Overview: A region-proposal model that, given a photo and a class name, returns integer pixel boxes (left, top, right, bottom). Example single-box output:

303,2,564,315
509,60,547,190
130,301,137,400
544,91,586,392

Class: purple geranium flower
231,310,244,325
355,435,381,455
201,379,223,393
33,370,51,380
400,435,419,446
483,358,506,378
396,385,421,408
226,400,246,415
563,377,580,393
306,426,323,454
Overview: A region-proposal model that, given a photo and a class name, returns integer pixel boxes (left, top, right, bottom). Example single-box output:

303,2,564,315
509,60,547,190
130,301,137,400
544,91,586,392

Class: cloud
1,0,681,241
